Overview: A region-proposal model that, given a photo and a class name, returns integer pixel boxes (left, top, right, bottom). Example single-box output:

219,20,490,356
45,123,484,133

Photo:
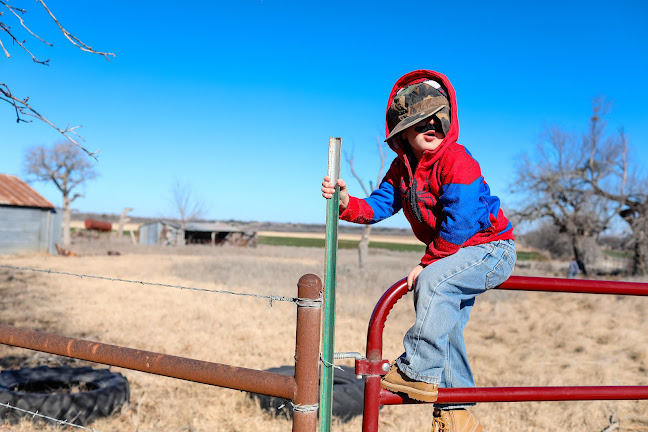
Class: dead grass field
256,231,423,245
1,239,647,431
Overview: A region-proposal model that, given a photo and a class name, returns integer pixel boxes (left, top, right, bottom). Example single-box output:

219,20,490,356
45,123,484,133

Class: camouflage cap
386,80,450,142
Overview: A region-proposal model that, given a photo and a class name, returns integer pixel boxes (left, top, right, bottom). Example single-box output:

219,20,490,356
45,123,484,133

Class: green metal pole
320,137,341,432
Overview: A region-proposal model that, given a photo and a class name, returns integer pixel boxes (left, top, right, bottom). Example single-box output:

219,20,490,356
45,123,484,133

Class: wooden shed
0,174,62,255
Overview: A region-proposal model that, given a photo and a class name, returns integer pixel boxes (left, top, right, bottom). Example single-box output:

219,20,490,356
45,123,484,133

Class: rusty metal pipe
0,324,296,400
293,274,323,432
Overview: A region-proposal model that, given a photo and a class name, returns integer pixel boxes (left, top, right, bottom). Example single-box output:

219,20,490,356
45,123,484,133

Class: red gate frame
357,275,648,432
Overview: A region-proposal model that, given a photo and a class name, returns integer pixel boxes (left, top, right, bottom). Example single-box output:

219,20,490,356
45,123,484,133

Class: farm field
1,239,647,431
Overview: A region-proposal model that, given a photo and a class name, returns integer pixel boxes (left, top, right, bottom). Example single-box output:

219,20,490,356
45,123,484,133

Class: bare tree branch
36,0,115,61
0,2,51,63
343,136,390,271
171,179,205,231
511,103,619,266
345,136,388,198
1,0,114,158
4,2,52,46
583,124,648,275
514,96,648,275
0,35,9,57
374,136,387,191
0,83,99,159
345,152,371,197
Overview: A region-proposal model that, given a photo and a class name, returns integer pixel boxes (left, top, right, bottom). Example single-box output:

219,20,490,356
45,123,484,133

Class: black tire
0,365,129,426
251,365,364,423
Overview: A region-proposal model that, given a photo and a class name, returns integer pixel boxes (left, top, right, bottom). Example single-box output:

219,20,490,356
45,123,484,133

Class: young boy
321,70,516,432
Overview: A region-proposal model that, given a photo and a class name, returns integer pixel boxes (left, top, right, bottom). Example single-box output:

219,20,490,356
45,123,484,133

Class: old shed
185,222,257,246
138,221,184,246
138,220,256,246
0,174,62,255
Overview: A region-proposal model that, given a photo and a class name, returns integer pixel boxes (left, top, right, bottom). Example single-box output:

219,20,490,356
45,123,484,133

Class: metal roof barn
0,174,62,255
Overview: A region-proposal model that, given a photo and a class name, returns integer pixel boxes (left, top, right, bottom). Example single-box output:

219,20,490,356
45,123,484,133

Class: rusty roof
0,174,54,208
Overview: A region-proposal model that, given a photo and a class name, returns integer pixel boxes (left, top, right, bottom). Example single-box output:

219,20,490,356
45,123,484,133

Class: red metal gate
356,276,648,432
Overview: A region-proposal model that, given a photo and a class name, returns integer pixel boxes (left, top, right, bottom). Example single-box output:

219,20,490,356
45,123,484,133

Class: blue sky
2,1,647,229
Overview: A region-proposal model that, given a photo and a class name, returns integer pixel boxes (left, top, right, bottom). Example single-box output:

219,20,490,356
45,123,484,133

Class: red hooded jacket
340,70,514,265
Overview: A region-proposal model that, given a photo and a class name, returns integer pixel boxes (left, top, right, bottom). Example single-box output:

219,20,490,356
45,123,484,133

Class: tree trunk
358,225,371,271
632,230,647,276
621,213,648,276
571,235,588,276
62,195,71,246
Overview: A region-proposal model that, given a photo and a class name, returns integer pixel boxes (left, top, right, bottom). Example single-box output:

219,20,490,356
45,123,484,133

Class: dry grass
0,239,647,431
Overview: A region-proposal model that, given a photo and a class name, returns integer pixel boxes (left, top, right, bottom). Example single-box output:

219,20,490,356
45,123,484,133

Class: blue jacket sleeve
340,179,402,224
364,180,402,222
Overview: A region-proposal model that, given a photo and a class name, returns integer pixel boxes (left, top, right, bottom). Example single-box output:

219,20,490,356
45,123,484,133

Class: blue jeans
395,239,516,409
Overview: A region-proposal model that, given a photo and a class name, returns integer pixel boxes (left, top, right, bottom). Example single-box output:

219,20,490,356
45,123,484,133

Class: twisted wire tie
295,298,322,308
277,401,319,413
319,354,345,371
291,403,319,413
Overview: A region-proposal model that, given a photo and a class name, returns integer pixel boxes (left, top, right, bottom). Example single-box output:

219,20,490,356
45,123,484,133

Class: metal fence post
320,137,342,432
293,274,323,432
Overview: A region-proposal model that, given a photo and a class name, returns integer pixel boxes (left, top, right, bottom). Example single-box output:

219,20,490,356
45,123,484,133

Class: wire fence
0,263,323,430
0,402,101,432
0,264,320,306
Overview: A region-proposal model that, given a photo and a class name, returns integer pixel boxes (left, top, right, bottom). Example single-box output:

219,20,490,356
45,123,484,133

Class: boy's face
401,116,445,160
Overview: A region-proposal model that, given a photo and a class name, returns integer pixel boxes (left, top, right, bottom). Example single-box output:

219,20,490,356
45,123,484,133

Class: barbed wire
0,265,320,306
0,401,101,432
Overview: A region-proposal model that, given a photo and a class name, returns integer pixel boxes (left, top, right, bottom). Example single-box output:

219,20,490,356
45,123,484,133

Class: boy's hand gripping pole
320,137,341,432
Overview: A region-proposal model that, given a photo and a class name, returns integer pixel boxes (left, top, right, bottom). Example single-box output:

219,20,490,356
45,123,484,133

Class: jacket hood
385,70,459,157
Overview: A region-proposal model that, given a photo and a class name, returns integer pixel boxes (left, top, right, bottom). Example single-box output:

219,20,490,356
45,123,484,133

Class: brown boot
432,408,482,432
380,364,438,402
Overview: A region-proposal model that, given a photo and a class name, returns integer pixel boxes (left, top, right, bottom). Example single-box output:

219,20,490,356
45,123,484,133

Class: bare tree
345,137,388,271
579,102,648,275
617,193,648,276
171,179,205,237
511,101,622,272
1,0,114,158
24,141,99,246
513,98,647,275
